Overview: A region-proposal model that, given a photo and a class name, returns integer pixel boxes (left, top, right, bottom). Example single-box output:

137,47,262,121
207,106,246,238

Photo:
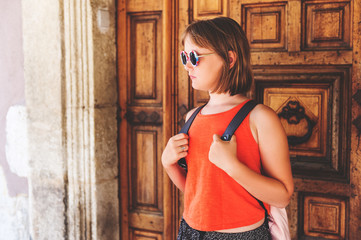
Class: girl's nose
184,60,193,71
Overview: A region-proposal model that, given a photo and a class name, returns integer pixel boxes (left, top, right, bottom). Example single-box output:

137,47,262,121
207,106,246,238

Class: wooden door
117,0,176,239
118,0,361,239
176,0,361,239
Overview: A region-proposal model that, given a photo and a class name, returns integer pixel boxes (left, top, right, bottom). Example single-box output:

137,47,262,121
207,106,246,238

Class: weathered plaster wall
0,0,30,239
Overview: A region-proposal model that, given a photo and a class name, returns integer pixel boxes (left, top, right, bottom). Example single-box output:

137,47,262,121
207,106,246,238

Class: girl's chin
191,82,213,93
191,81,200,90
191,85,208,92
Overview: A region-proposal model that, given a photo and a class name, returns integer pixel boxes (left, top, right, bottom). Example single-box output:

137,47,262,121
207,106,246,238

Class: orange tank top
183,100,269,231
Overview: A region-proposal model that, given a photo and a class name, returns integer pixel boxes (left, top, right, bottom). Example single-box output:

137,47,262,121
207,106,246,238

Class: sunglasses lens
180,52,187,65
189,51,198,66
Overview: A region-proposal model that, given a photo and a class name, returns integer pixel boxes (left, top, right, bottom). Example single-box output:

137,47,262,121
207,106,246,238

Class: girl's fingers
172,133,189,140
170,138,188,149
176,139,188,146
179,145,188,152
179,151,187,158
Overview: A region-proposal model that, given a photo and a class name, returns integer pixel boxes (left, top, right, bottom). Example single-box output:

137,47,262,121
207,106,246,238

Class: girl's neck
207,92,248,107
200,92,248,115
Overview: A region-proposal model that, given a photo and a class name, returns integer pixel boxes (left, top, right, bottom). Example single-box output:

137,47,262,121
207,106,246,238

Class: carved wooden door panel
117,0,175,239
177,0,361,239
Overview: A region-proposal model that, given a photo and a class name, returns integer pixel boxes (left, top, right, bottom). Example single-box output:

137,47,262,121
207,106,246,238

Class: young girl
162,17,294,240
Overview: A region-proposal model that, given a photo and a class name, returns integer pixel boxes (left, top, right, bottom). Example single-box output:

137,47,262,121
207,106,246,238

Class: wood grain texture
129,12,163,106
130,228,163,240
302,1,351,50
193,0,228,20
349,0,361,238
118,0,176,239
242,2,286,51
302,194,346,239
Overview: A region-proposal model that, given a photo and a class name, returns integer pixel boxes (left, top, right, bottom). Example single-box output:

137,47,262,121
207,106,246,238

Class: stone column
22,0,119,239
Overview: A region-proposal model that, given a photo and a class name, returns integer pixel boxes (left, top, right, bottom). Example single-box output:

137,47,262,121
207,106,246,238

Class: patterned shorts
177,218,271,240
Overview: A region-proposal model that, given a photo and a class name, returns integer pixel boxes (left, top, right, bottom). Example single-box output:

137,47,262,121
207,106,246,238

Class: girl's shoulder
250,103,280,125
250,103,286,137
249,103,284,143
252,102,275,115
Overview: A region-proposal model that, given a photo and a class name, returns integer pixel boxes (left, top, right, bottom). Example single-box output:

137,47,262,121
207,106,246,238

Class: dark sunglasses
180,50,214,67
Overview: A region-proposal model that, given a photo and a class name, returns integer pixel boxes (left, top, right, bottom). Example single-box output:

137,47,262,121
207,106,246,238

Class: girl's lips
189,75,196,79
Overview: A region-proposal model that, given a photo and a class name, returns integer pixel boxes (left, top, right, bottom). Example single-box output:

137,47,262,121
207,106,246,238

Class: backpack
177,100,291,240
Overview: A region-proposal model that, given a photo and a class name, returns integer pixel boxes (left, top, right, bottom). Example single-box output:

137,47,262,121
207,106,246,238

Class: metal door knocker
278,101,315,146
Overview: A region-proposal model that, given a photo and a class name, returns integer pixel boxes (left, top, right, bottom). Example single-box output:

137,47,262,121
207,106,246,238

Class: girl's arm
208,104,294,208
161,109,196,192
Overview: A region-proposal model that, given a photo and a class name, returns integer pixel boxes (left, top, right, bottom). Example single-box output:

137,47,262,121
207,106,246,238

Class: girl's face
183,35,224,92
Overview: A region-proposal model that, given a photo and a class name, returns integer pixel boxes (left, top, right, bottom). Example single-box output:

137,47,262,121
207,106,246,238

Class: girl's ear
228,51,237,69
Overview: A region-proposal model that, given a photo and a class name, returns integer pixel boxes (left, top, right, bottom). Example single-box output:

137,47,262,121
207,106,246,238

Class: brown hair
181,17,253,95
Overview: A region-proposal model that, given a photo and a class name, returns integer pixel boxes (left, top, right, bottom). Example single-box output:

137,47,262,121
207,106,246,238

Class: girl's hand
161,133,189,168
208,134,239,173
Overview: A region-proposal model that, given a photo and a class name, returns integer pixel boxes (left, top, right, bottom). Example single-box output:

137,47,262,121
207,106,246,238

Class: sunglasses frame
180,50,214,67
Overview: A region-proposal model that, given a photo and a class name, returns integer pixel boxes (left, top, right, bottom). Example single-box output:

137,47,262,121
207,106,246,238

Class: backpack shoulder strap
221,100,258,141
177,104,205,170
179,104,206,134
